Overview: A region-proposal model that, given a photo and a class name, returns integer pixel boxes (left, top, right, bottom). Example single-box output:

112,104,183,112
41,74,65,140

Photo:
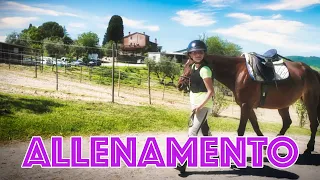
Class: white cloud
171,10,216,27
202,0,237,7
226,13,261,21
271,14,282,19
68,23,86,29
0,17,39,29
259,0,320,10
211,13,320,54
239,19,304,34
1,1,80,17
0,36,6,42
122,17,159,31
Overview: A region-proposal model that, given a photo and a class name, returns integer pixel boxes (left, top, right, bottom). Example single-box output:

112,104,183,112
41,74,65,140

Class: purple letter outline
267,136,299,169
21,136,51,168
200,137,219,167
90,136,109,167
51,136,70,167
166,137,197,168
247,137,268,168
220,137,247,168
71,136,89,167
111,136,136,168
137,137,165,167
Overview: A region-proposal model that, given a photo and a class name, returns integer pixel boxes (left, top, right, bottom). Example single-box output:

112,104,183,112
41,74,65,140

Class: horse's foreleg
238,103,250,136
248,109,264,136
277,107,292,136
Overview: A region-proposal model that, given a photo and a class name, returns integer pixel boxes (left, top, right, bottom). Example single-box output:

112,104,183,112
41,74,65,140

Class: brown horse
177,53,320,154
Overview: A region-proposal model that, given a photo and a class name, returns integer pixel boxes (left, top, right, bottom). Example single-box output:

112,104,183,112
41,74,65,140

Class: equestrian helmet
187,40,207,53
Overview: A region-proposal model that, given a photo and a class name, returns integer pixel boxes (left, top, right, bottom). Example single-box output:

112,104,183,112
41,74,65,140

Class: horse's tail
313,69,320,83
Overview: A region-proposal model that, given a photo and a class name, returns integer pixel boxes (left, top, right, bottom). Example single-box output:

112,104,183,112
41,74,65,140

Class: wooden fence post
162,80,166,100
148,63,151,105
56,54,58,91
112,43,115,103
117,68,121,97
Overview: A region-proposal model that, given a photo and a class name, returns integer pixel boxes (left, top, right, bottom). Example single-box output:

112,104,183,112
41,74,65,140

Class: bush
294,99,308,127
211,81,231,117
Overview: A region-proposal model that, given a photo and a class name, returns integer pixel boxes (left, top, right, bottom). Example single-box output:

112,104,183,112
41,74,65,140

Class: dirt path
0,132,319,180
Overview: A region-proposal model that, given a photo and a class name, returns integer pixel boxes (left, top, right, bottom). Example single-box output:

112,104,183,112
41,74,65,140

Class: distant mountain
285,56,320,68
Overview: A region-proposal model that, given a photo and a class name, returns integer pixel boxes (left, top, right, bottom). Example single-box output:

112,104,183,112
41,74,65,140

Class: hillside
286,56,320,68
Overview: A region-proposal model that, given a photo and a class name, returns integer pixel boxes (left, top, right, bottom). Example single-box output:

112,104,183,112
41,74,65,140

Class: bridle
179,74,191,92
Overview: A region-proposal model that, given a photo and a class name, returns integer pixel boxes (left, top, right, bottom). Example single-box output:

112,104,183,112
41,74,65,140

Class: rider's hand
186,58,194,65
193,105,203,113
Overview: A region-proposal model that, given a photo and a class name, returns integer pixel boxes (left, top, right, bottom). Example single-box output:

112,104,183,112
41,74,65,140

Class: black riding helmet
187,40,207,64
187,40,207,53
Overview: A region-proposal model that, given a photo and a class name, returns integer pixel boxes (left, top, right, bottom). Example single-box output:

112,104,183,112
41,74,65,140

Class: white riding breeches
188,107,212,136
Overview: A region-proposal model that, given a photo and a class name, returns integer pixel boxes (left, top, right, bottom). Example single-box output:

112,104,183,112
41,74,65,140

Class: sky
0,0,320,56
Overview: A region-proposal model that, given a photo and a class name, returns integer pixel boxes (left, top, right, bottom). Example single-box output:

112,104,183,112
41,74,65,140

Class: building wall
0,42,25,64
123,33,147,47
147,52,161,62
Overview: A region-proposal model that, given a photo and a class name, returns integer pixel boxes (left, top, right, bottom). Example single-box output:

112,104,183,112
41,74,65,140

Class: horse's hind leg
238,103,250,136
318,99,320,124
303,94,319,154
278,107,292,136
249,109,264,136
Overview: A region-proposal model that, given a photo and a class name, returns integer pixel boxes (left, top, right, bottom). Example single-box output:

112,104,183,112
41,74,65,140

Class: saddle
242,49,289,83
242,49,290,107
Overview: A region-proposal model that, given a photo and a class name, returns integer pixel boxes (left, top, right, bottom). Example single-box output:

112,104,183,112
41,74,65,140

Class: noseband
180,75,190,81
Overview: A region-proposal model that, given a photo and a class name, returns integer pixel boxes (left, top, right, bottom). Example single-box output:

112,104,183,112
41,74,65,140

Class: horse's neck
206,55,243,92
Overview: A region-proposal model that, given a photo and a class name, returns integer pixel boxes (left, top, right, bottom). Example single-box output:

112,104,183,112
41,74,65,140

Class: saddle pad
242,53,290,82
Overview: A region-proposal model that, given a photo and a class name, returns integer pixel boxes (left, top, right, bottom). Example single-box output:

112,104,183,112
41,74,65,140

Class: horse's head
177,59,193,93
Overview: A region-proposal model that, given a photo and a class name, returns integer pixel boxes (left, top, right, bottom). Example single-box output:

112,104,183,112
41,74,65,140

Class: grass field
0,92,314,143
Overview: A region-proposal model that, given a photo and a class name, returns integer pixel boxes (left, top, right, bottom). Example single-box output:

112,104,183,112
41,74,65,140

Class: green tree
104,15,124,46
70,40,86,60
145,56,180,84
102,40,114,57
77,32,99,55
26,26,42,49
205,36,242,56
77,32,99,48
43,37,66,58
5,31,29,46
38,21,64,40
63,26,69,37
